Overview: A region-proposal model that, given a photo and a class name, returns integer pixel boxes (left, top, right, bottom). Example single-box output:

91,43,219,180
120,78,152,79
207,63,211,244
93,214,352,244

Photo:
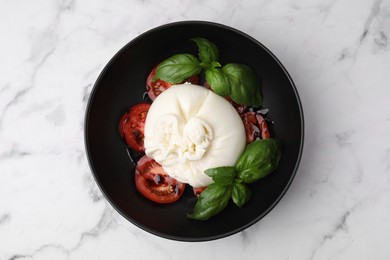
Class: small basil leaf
153,54,201,83
222,63,263,106
232,183,252,207
204,166,236,185
191,38,219,64
236,139,282,183
187,183,232,221
211,61,222,68
205,68,230,96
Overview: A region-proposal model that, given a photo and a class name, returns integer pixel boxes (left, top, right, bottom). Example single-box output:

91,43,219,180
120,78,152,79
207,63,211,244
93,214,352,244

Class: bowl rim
84,20,304,242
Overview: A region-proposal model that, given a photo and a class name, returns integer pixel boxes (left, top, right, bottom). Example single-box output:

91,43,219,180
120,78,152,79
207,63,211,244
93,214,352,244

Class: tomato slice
146,65,199,100
193,186,207,198
135,155,186,204
257,113,270,140
119,103,151,153
225,96,248,115
241,112,270,143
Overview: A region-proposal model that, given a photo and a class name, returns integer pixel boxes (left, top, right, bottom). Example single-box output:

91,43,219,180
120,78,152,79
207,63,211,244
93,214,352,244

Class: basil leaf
153,54,202,83
187,183,232,221
205,166,236,185
234,178,243,184
236,139,282,183
191,38,219,64
211,61,222,68
222,63,263,106
205,68,230,96
232,183,252,207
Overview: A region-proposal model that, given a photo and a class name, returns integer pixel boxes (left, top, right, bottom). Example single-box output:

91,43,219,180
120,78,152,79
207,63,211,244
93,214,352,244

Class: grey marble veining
1,0,390,259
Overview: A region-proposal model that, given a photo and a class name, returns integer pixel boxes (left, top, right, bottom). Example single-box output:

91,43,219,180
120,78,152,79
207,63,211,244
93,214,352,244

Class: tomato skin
119,103,151,153
135,156,186,204
241,112,270,143
146,65,199,100
118,112,127,139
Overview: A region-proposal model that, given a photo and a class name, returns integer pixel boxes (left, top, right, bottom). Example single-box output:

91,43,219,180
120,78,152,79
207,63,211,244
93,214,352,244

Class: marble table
1,0,390,259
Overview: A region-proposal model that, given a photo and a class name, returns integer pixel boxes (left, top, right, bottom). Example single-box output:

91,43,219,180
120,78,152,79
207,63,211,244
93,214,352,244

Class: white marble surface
1,0,390,259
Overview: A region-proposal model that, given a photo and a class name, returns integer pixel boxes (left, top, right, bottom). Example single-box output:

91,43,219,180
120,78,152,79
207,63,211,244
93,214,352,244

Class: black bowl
85,21,304,241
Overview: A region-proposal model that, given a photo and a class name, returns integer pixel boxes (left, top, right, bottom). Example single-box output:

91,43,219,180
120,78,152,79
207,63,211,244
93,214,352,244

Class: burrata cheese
144,84,246,188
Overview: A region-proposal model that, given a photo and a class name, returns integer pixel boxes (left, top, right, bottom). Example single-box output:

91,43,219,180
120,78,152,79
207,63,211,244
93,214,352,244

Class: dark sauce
255,107,269,115
142,91,152,103
126,146,144,166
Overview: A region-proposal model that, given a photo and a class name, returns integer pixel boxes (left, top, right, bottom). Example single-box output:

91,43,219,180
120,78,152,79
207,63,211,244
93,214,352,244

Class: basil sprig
187,171,234,221
187,139,282,221
153,38,263,106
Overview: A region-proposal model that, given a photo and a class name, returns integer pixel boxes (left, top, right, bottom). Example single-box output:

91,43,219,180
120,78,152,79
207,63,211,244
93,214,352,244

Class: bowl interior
85,21,303,241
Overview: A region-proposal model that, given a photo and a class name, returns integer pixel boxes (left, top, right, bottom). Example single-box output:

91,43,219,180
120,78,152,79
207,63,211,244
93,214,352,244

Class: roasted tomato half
135,156,186,204
146,65,199,100
241,112,270,143
119,103,151,153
